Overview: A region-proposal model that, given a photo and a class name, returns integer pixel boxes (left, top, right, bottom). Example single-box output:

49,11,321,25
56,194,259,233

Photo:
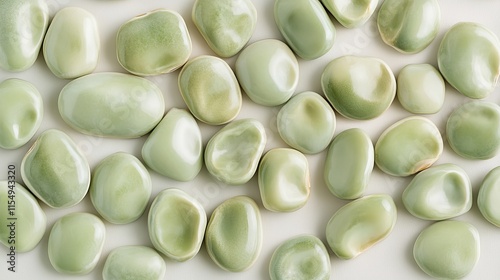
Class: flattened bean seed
478,166,500,227
102,246,166,280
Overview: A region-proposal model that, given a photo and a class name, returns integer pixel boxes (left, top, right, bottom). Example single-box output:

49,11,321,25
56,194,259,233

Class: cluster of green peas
1,0,500,279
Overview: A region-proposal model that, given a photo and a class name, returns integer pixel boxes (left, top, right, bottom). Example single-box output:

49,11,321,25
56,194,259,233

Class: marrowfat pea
413,220,480,279
206,196,262,272
325,194,397,259
90,152,151,224
192,0,257,58
205,119,266,185
321,55,396,120
478,166,500,227
277,91,336,154
179,55,242,125
148,189,206,262
274,0,336,60
235,39,299,106
269,235,331,280
402,163,472,220
58,72,165,138
377,0,440,54
397,64,445,114
0,0,49,71
0,78,43,149
324,128,374,200
117,9,192,76
21,129,90,208
48,213,106,275
258,148,310,212
446,100,500,159
322,0,378,28
375,116,443,177
142,108,202,181
0,181,46,252
438,22,500,99
102,246,166,280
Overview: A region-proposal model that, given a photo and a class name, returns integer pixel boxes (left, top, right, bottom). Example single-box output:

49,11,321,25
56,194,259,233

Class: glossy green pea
274,0,336,60
58,72,165,138
142,108,202,181
402,163,472,220
375,116,443,177
205,119,266,185
43,7,99,79
413,220,480,279
235,39,299,106
0,78,43,149
277,91,336,154
102,246,166,280
446,101,500,159
321,55,396,120
269,235,331,280
0,181,46,252
48,213,106,275
322,0,378,28
478,166,500,227
117,9,192,76
179,55,242,125
192,0,257,57
206,196,262,272
0,0,49,71
21,129,90,208
377,0,440,54
90,152,151,224
148,189,206,262
325,194,397,259
324,128,374,200
258,148,310,212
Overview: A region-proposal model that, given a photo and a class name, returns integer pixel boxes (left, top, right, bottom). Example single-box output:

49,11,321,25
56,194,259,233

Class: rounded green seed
102,246,166,280
478,166,500,227
322,0,378,28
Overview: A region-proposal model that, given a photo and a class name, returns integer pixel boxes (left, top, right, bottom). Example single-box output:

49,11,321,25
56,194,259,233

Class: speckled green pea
0,181,46,252
402,163,472,221
438,22,500,99
142,108,202,181
446,101,500,159
43,7,99,79
258,148,310,212
235,39,299,106
48,213,106,275
148,189,206,262
413,220,480,279
375,116,443,177
397,64,445,114
321,55,396,120
21,129,90,208
274,0,336,60
478,166,500,227
90,152,151,224
322,0,378,28
269,235,331,280
205,119,266,185
377,0,440,53
325,194,397,259
324,128,373,200
206,196,262,272
0,0,49,71
117,9,192,76
102,246,166,280
0,78,43,149
277,91,336,154
58,72,165,138
179,55,242,125
192,0,256,58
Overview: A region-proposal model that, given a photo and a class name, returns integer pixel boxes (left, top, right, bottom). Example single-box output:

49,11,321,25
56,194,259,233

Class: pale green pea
0,78,43,149
117,9,192,76
413,220,480,279
102,246,166,280
478,166,500,227
402,163,472,220
322,0,378,28
277,91,336,154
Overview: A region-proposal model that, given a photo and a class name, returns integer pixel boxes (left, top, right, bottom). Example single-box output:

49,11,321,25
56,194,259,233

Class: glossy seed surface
478,166,500,227
322,0,378,28
102,246,166,280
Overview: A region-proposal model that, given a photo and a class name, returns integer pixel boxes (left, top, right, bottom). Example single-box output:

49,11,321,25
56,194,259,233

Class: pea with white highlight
322,0,378,28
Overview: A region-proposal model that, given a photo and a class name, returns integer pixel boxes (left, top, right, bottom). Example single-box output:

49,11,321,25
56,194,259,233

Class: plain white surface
1,0,500,279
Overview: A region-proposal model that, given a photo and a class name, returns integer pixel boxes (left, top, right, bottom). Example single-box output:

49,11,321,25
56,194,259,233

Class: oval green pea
478,166,500,227
322,0,378,28
102,246,166,280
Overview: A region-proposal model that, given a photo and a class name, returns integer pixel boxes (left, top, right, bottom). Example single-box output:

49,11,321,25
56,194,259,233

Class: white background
1,0,500,279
